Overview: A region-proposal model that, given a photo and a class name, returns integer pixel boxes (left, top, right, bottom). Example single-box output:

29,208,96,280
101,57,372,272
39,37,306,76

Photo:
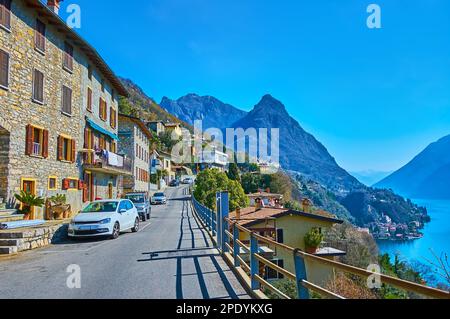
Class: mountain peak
251,94,288,116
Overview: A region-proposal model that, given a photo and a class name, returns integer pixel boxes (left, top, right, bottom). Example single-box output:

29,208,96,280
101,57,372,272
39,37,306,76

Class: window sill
59,160,73,164
34,47,46,56
61,111,73,118
0,24,11,33
0,84,9,92
32,98,45,106
62,66,74,74
29,154,45,160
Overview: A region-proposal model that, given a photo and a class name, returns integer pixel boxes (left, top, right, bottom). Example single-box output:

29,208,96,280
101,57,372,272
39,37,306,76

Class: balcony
32,143,41,157
82,150,133,176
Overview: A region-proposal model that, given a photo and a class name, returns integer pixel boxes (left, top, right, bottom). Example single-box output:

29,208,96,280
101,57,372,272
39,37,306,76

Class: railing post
233,223,240,267
293,249,310,299
219,191,229,253
250,234,260,290
216,192,221,244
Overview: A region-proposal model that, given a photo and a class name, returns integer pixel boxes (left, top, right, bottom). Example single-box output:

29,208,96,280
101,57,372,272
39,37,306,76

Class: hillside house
229,206,345,285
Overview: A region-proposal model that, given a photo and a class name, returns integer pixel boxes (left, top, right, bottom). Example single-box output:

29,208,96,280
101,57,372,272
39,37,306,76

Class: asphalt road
0,186,250,299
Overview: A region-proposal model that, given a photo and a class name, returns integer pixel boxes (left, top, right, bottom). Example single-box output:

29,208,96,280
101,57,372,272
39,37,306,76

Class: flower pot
23,213,31,221
53,212,64,220
305,246,319,254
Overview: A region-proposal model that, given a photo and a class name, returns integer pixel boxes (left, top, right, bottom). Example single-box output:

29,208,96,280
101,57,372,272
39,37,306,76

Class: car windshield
126,195,145,203
82,202,118,213
154,193,165,197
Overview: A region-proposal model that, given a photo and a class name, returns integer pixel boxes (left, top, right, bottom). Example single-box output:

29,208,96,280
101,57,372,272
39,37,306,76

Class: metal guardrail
191,193,450,300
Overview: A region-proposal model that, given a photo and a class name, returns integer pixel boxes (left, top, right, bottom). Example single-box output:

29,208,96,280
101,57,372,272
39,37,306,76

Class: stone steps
0,239,20,246
0,215,24,223
0,246,18,255
0,222,68,255
0,209,17,216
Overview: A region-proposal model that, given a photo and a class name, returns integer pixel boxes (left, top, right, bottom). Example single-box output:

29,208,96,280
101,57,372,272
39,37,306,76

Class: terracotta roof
24,0,128,97
229,207,343,227
248,192,283,198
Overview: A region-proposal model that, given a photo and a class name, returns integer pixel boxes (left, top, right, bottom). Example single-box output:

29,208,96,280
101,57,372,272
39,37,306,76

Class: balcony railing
82,149,133,175
192,193,450,300
32,143,41,156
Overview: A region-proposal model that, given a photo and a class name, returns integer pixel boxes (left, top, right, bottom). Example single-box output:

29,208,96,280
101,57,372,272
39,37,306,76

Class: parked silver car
125,193,151,221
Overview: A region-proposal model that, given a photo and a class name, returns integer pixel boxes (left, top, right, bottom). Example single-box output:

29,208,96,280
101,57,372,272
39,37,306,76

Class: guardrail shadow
136,189,243,299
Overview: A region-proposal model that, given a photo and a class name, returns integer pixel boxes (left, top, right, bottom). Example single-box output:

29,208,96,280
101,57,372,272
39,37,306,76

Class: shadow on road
137,188,243,299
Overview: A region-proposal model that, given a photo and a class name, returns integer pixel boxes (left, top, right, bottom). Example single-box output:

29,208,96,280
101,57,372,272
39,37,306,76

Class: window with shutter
63,42,73,72
110,107,116,128
0,0,11,30
61,86,72,115
87,87,92,112
58,135,75,162
32,69,44,103
99,98,107,121
25,125,46,157
42,129,49,158
0,49,9,89
62,178,78,190
35,19,46,53
71,139,76,163
25,125,34,156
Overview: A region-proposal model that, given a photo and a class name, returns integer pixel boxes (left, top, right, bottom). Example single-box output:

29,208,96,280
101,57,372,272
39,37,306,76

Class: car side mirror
119,209,127,214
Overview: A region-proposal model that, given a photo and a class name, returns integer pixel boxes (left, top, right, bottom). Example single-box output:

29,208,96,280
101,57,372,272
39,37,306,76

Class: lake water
377,199,450,284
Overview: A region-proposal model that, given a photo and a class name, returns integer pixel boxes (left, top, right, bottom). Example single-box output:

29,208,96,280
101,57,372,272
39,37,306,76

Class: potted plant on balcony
49,194,71,220
304,227,324,254
14,191,45,220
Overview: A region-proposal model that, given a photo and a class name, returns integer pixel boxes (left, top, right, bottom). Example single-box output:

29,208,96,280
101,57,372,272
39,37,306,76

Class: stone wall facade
0,1,127,217
118,116,151,193
0,0,83,217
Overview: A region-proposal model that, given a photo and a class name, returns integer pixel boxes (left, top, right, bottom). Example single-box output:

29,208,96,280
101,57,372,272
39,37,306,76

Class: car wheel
132,218,140,233
111,222,120,240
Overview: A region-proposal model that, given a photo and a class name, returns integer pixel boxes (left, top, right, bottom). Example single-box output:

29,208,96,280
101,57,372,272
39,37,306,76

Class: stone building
118,114,153,194
146,121,165,136
0,0,128,218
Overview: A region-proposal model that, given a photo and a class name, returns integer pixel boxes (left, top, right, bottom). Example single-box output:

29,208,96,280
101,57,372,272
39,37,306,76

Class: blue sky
60,0,450,172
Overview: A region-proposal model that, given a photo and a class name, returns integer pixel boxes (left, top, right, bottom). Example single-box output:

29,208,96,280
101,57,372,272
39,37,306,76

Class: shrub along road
0,186,249,299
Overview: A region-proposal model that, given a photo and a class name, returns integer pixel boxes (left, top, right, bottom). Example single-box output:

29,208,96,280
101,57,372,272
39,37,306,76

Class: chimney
47,0,62,14
236,207,241,220
255,198,262,211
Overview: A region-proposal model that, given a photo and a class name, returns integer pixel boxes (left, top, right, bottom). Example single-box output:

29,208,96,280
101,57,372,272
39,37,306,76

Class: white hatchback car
68,199,140,240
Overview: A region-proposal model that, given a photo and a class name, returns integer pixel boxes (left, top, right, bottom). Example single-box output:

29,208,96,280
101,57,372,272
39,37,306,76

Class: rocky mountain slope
231,94,362,193
160,94,247,129
118,78,192,130
375,134,450,199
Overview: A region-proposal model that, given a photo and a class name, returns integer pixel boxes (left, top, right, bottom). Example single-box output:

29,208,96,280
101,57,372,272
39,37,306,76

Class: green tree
193,169,249,211
227,163,241,182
